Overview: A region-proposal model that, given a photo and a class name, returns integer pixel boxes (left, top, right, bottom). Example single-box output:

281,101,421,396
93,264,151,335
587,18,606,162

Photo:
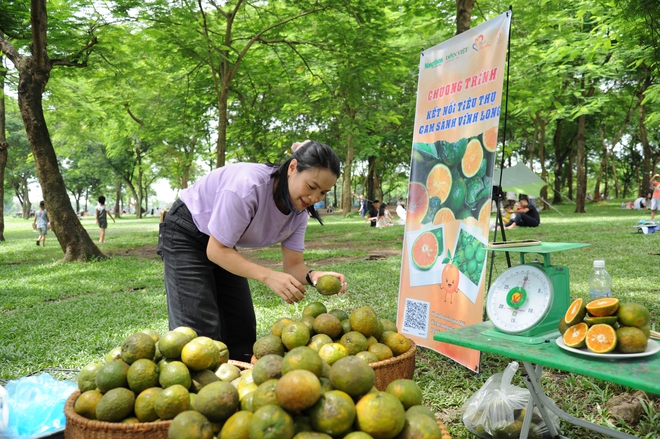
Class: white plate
556,337,660,359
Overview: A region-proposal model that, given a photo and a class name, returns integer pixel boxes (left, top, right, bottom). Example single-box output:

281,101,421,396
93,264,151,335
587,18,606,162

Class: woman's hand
309,271,347,294
262,271,307,304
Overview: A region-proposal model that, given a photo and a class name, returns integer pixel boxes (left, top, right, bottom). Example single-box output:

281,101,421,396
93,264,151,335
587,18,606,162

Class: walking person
650,174,660,222
158,140,347,361
95,196,115,243
32,201,49,247
353,192,368,217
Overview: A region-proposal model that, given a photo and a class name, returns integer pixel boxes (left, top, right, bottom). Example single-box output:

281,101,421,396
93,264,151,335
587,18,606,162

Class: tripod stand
485,185,512,319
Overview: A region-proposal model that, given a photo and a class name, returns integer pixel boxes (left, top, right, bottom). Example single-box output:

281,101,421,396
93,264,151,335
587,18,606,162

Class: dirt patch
106,244,162,260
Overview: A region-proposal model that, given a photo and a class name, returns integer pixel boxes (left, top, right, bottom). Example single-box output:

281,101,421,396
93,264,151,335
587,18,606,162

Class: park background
1,1,660,438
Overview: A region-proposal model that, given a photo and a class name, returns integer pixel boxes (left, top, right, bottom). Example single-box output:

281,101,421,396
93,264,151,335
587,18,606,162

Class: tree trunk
21,178,31,219
341,135,355,217
216,80,230,168
136,149,143,219
639,97,651,196
594,125,607,202
538,116,548,210
575,114,587,213
0,55,7,241
567,153,574,201
611,159,620,198
115,180,122,218
7,0,105,261
367,156,376,204
456,0,476,34
552,119,564,204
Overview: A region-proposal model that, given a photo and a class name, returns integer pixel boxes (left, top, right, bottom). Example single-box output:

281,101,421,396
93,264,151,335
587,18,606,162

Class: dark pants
158,199,256,362
506,213,540,228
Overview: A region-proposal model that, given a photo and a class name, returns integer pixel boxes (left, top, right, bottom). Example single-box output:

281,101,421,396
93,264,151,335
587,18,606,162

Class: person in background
377,201,393,228
396,203,407,225
353,192,367,217
651,174,660,222
504,196,539,230
32,201,49,247
633,196,646,210
366,199,379,227
158,140,347,361
95,195,116,243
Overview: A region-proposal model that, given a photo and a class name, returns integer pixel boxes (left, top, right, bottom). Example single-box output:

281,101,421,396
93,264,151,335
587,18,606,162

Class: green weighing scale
484,242,590,344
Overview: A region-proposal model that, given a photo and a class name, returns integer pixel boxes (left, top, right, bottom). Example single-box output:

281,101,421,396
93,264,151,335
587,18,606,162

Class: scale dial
486,264,554,334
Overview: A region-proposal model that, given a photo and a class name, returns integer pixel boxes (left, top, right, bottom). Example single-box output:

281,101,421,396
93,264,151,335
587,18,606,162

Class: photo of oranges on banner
408,126,497,227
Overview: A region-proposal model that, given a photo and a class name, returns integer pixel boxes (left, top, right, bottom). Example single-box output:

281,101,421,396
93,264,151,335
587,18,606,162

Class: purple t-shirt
179,163,308,252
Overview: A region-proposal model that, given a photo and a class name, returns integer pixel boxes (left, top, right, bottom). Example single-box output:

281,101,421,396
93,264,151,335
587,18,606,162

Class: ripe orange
281,321,311,351
585,323,617,354
616,302,651,327
219,410,253,439
616,326,648,354
585,297,619,317
407,182,429,225
461,139,484,178
355,391,406,439
308,390,356,437
328,356,375,398
562,322,588,348
281,346,324,377
249,404,295,439
275,369,322,412
426,164,453,203
563,298,587,326
313,313,343,340
384,379,423,410
482,126,498,152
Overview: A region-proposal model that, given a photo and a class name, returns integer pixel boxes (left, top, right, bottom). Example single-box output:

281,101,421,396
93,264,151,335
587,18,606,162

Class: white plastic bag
0,373,77,439
461,362,559,439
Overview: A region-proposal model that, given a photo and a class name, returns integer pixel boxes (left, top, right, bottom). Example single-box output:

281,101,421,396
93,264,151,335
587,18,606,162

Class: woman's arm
206,235,307,304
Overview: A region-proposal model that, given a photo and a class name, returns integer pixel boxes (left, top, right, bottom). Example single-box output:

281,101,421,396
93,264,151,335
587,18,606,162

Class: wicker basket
251,338,417,391
436,417,452,439
64,360,253,439
371,338,416,390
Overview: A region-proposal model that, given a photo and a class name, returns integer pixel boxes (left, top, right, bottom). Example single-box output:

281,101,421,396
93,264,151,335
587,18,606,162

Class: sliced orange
563,298,587,326
583,316,618,327
461,139,484,178
585,297,619,317
425,164,453,203
478,199,492,224
433,207,455,225
407,182,429,225
482,126,498,152
585,323,617,354
563,322,588,348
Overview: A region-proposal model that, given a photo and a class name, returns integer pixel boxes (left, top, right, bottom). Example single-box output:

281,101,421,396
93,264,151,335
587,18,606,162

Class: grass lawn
1,200,658,438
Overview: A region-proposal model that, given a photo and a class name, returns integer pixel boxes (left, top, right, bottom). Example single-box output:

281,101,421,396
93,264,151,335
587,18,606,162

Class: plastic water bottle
589,260,612,300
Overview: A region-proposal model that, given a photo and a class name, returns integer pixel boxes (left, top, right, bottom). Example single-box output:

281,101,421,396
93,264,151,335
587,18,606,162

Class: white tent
492,163,564,214
492,163,548,198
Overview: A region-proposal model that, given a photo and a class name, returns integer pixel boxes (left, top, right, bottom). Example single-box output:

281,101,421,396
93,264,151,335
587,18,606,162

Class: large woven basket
64,360,253,439
251,338,417,391
436,417,452,439
371,337,416,390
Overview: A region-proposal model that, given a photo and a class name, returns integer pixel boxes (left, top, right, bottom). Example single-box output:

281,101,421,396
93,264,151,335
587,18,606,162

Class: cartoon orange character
439,250,460,303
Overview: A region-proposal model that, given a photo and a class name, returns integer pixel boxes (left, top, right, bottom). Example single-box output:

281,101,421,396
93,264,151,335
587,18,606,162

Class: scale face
486,264,555,335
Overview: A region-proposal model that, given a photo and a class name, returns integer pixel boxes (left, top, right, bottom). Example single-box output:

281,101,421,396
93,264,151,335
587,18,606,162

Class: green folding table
434,322,660,439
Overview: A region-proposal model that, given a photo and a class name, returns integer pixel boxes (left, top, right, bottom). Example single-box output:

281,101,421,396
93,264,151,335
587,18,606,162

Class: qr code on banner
401,298,429,338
